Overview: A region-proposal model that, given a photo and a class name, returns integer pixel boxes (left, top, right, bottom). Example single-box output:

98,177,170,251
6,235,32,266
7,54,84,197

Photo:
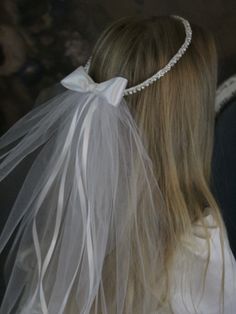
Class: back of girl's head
88,15,222,312
89,15,219,227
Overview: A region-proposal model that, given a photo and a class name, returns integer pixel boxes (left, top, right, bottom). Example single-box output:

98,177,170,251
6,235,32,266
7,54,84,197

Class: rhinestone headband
84,15,192,96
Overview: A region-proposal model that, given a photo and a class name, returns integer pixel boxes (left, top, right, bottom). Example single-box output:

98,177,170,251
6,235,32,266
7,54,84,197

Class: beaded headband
84,15,192,96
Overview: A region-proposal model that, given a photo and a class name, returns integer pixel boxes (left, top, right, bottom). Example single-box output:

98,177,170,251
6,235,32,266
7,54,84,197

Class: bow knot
61,66,128,107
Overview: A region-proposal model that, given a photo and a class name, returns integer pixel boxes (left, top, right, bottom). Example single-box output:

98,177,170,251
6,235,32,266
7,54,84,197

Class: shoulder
169,210,236,314
183,210,224,258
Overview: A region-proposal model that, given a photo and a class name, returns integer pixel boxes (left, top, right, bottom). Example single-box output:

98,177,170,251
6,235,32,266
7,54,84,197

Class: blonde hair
88,16,224,312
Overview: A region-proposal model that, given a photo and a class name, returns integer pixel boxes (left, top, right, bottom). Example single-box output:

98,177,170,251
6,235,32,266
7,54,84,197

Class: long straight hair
88,16,224,312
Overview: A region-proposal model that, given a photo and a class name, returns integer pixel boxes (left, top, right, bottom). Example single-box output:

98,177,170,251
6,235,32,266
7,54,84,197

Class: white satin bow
61,66,128,107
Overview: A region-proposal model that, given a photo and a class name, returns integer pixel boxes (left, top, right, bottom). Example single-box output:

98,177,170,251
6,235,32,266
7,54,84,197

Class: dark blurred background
0,0,236,135
0,0,236,304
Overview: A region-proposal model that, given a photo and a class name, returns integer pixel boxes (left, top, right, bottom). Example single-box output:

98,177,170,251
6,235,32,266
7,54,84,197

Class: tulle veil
0,67,164,313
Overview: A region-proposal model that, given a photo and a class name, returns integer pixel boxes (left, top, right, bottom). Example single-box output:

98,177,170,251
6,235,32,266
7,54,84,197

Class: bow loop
61,66,128,107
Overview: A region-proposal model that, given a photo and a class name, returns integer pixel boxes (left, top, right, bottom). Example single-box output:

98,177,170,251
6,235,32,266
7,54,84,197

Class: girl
0,15,235,314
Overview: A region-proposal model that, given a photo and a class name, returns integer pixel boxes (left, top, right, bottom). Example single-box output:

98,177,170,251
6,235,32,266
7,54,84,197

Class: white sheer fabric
0,68,164,313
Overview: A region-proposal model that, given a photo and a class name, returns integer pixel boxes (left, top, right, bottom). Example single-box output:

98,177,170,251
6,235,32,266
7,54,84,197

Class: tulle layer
0,90,163,313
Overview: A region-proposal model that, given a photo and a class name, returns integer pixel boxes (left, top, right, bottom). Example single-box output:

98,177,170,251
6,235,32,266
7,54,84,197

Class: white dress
167,213,236,314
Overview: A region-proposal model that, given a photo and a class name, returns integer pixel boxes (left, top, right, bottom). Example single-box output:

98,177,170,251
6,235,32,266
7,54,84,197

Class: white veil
0,67,164,313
